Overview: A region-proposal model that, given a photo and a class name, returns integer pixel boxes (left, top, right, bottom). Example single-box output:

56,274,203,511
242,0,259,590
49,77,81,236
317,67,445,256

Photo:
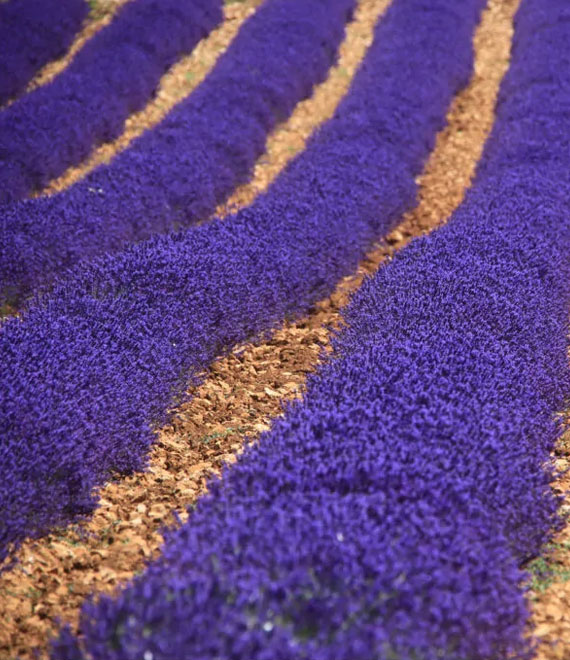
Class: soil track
530,430,570,660
2,0,566,657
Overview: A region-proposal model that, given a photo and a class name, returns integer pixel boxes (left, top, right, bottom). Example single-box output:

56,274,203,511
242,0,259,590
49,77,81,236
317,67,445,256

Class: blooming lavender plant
0,0,355,305
0,0,223,204
0,0,482,565
0,0,87,106
51,0,570,657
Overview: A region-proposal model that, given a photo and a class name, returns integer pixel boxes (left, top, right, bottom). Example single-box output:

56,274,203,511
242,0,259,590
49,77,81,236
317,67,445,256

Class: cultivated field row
0,0,568,657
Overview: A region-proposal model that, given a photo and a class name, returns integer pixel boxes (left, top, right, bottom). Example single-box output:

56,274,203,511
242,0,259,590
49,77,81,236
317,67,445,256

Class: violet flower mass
0,0,223,204
53,0,570,657
0,0,87,106
0,0,481,562
0,0,354,304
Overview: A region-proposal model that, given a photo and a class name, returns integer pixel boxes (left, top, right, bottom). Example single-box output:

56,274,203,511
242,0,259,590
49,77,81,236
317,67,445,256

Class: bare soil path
529,429,570,659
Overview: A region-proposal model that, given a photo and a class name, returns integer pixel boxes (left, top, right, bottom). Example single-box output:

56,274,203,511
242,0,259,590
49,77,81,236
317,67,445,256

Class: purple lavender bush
0,0,355,306
0,0,223,204
0,0,482,563
50,0,570,657
0,0,87,106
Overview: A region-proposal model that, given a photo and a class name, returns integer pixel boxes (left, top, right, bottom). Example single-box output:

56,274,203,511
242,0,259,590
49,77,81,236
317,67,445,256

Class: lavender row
52,0,570,657
0,0,87,106
0,0,482,563
476,0,570,178
0,0,354,306
0,0,357,559
57,176,570,660
0,0,223,204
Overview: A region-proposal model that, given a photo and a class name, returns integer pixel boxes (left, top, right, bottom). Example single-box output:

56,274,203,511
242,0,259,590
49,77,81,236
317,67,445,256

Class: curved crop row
0,0,223,204
0,0,355,306
0,0,483,563
51,0,570,657
0,0,87,106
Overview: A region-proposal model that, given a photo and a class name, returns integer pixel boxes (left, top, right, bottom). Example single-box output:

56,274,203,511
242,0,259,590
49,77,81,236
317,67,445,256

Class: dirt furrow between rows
0,0,532,657
529,426,570,659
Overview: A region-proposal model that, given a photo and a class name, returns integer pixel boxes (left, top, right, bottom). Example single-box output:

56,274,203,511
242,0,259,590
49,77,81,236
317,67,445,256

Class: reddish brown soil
529,428,570,660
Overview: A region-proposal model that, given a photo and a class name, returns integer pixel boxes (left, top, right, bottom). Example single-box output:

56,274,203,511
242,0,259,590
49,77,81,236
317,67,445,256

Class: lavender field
0,0,569,658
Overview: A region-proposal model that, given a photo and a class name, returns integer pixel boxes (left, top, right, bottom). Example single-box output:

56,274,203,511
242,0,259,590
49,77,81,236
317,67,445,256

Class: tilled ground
1,0,569,658
530,433,570,660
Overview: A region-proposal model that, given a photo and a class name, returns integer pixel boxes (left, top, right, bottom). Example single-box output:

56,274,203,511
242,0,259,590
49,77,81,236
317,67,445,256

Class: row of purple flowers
0,0,86,106
0,0,357,562
0,0,222,204
55,0,570,657
0,0,354,306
